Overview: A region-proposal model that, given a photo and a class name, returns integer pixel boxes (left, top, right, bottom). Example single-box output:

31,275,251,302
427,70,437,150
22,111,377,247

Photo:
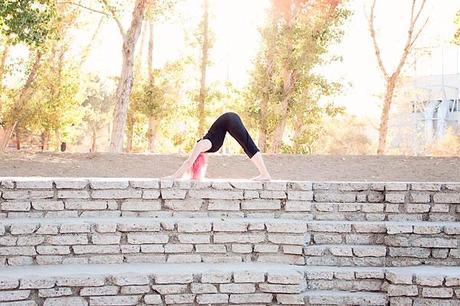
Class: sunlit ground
1,151,459,182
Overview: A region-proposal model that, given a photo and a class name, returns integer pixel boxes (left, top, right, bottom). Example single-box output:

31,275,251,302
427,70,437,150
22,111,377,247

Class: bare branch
79,15,104,67
406,0,427,42
409,0,416,24
0,43,10,84
57,2,108,16
368,0,389,80
409,16,429,49
394,0,428,77
100,0,126,38
412,0,427,25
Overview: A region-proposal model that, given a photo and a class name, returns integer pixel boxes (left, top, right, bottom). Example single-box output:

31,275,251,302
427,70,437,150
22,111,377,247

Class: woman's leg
224,113,271,180
225,113,259,157
250,151,271,181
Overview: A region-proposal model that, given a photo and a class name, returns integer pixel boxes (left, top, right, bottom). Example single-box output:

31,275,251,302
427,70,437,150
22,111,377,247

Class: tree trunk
14,124,20,150
369,0,428,154
258,96,268,151
271,68,294,153
109,0,147,153
55,128,61,152
146,17,158,152
147,115,158,151
270,5,295,154
148,20,154,81
41,130,50,151
258,8,278,152
0,124,15,151
91,128,97,153
377,78,397,154
126,114,135,152
0,50,42,151
292,115,305,152
0,43,9,85
136,21,147,75
198,0,209,137
54,49,64,151
79,16,104,68
0,43,9,115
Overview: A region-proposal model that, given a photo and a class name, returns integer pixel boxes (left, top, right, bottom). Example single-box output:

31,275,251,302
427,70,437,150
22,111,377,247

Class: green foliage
24,51,85,145
77,75,113,147
101,0,179,24
0,0,57,47
128,58,191,152
454,9,460,45
147,0,179,23
245,1,351,153
140,59,189,116
0,3,84,151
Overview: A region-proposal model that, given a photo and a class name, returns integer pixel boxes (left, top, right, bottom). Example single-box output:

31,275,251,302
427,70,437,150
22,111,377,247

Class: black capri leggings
199,112,260,158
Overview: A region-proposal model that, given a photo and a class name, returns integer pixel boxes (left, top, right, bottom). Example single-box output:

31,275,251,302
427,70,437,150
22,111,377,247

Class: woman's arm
162,139,212,179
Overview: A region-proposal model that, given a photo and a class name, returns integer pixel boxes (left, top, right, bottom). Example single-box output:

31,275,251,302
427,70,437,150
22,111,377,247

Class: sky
319,0,460,117
7,0,460,119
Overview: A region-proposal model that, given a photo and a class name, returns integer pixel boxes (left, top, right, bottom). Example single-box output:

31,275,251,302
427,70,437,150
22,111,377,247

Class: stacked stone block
0,219,458,267
0,265,307,305
0,179,457,221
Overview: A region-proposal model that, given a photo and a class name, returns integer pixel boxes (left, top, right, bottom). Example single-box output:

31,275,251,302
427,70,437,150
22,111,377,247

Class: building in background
389,45,460,154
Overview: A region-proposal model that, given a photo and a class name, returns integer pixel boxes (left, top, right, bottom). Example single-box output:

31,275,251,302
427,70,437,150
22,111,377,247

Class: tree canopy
0,0,57,46
454,9,460,44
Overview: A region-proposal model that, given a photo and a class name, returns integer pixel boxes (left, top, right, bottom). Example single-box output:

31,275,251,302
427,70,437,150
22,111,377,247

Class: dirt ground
0,151,459,182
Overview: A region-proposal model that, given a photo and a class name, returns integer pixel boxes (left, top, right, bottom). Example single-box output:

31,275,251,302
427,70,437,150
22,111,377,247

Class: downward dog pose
164,112,271,181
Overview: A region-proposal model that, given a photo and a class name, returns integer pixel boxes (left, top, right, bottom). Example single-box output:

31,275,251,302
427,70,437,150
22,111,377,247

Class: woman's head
189,153,208,180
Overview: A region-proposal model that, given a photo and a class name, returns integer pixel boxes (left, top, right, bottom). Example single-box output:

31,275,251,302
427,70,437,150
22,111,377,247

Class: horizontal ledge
0,177,459,184
0,216,458,227
302,290,387,297
0,262,299,278
0,263,459,279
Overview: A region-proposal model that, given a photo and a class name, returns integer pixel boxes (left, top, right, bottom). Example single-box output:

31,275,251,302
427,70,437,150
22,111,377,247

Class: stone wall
0,264,459,305
0,218,458,267
0,179,458,221
0,177,458,305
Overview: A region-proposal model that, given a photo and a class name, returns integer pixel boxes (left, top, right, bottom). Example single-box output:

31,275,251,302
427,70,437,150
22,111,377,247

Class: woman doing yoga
164,112,271,181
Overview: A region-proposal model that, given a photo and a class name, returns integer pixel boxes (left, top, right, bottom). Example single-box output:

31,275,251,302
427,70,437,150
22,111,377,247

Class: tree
197,0,210,137
246,0,348,153
0,37,10,119
0,0,56,47
27,55,84,151
129,59,188,152
0,49,43,151
454,9,460,44
144,0,177,152
0,1,58,151
101,0,148,153
79,15,104,67
80,76,113,153
1,3,85,151
0,39,9,85
369,0,429,154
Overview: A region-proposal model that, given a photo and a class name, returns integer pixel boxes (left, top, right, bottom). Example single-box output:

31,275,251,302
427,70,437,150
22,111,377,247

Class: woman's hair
189,152,208,180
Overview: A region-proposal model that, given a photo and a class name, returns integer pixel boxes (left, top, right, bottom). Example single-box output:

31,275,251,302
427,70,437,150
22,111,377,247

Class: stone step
0,217,458,266
1,178,458,221
304,244,455,267
301,290,388,305
0,263,458,305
